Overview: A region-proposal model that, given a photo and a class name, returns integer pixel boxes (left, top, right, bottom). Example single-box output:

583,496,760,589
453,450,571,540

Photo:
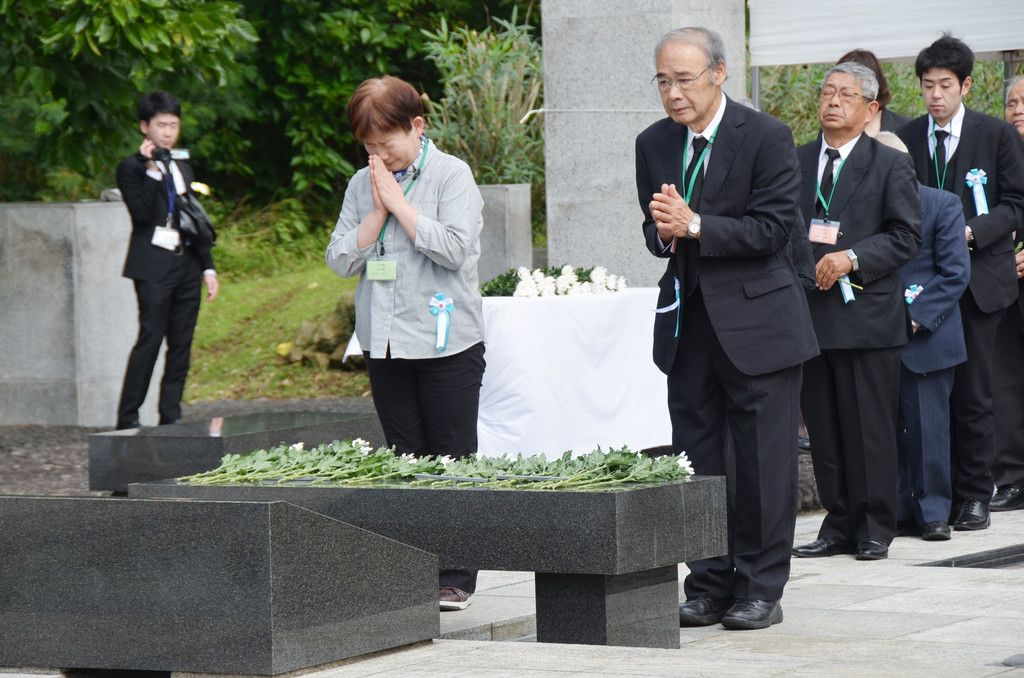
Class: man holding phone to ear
114,90,218,430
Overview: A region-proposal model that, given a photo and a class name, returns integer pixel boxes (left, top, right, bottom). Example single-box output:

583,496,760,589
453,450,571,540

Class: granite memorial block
130,476,728,648
88,410,384,492
0,496,438,675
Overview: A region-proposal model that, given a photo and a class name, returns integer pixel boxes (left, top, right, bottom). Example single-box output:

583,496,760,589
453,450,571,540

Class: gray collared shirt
326,140,484,359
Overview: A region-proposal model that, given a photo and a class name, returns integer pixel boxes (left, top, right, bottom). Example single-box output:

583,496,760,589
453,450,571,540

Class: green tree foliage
0,0,257,200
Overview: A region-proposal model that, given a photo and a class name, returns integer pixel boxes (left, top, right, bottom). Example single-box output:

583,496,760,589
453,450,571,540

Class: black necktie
933,129,950,189
817,147,841,218
686,136,709,210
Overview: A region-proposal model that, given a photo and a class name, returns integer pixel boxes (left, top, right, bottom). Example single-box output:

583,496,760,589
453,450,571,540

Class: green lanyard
929,120,949,190
815,154,846,219
377,138,430,255
681,129,717,203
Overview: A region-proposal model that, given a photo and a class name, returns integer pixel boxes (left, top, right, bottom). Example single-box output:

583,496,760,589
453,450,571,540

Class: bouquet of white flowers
479,264,627,297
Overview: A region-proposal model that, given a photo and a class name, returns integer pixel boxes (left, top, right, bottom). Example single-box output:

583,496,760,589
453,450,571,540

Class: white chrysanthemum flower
289,441,305,451
351,438,373,455
604,274,618,291
677,452,694,475
531,269,546,283
589,266,607,285
513,279,539,297
516,266,532,280
561,264,575,276
615,276,628,291
539,278,557,296
439,455,455,466
555,273,575,294
578,281,593,295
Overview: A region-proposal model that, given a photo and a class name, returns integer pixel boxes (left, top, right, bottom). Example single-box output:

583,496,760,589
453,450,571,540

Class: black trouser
992,305,1024,488
366,342,486,593
668,292,801,603
802,347,901,547
117,251,202,429
951,294,1006,502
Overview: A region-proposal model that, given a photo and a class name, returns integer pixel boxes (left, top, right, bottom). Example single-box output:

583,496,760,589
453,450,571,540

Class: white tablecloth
346,288,672,457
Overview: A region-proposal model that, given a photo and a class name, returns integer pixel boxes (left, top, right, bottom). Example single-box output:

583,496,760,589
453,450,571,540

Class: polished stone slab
89,410,384,492
130,476,727,649
0,496,437,675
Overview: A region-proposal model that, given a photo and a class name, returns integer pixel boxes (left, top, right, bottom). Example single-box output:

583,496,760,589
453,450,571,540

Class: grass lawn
185,265,370,402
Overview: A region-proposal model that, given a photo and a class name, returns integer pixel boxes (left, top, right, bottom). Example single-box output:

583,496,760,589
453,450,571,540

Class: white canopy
749,0,1024,66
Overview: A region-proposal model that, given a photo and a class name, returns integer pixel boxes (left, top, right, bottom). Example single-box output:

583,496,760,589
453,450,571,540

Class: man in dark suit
896,36,1024,529
791,62,921,562
991,76,1024,512
636,27,818,631
873,132,970,540
115,91,219,430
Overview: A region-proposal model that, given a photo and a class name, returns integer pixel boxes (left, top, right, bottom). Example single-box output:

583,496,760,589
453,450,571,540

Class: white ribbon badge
428,293,454,352
966,168,989,216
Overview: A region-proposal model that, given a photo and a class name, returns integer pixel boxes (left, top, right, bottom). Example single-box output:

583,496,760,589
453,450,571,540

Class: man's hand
815,252,854,291
650,183,696,242
1015,249,1024,279
204,272,219,301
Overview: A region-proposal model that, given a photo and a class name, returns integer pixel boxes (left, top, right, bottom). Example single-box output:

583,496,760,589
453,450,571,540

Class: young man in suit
791,62,921,562
990,76,1024,512
636,27,818,630
873,132,970,541
896,36,1024,530
115,91,219,430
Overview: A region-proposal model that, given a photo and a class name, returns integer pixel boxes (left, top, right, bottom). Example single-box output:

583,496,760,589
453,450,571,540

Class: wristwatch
846,249,859,271
687,213,702,239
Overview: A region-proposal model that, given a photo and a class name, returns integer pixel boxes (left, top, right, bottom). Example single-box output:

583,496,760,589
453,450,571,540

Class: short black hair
137,91,181,123
915,34,974,84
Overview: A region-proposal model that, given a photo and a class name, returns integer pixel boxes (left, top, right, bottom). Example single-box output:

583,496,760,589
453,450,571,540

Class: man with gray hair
792,62,921,561
636,26,817,629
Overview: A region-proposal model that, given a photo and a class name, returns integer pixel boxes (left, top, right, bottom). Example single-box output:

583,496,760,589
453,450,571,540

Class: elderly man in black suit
115,91,219,430
792,62,921,562
636,26,818,631
896,36,1024,530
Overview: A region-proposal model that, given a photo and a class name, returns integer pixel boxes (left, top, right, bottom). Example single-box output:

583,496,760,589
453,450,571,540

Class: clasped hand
650,183,696,242
368,154,411,218
815,252,853,291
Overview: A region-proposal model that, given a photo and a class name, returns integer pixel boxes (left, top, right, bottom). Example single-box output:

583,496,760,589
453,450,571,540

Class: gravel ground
0,396,820,510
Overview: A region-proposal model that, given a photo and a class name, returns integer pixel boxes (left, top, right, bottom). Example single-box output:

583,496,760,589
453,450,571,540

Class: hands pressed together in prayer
651,183,698,244
357,154,418,248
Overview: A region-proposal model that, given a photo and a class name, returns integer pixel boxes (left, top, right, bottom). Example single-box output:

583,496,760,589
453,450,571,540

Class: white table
346,288,672,457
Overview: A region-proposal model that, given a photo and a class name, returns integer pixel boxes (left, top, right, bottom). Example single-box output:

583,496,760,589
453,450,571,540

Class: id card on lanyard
809,157,845,245
367,139,430,281
152,167,181,251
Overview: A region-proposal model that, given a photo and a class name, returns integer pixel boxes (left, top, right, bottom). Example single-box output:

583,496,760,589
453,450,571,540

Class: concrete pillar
542,0,746,285
0,202,161,426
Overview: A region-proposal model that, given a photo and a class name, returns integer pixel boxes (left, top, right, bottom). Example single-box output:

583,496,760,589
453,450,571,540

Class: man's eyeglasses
653,65,711,92
819,87,872,104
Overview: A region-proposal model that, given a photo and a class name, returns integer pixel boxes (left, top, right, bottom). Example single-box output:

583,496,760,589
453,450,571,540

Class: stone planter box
0,496,438,675
89,410,384,492
478,183,532,283
130,476,728,648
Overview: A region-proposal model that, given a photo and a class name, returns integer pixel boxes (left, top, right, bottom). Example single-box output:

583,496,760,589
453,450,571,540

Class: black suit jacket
879,108,911,134
897,109,1024,313
636,97,818,376
116,154,215,282
797,134,921,349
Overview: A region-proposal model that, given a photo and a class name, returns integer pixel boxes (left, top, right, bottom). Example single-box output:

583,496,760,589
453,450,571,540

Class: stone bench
0,496,437,675
88,410,384,492
130,476,728,649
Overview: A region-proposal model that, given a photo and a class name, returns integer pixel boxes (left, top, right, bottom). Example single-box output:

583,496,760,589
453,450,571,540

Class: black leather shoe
991,484,1024,512
920,521,951,541
952,499,990,530
721,599,783,630
114,420,140,431
792,537,849,558
855,540,888,560
678,596,732,627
